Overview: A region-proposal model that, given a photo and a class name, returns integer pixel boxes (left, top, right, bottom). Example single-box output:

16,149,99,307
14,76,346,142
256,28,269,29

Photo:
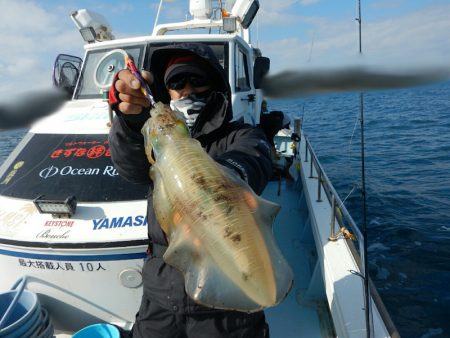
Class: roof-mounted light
231,0,259,29
79,27,96,43
71,9,114,43
33,195,77,218
223,16,237,33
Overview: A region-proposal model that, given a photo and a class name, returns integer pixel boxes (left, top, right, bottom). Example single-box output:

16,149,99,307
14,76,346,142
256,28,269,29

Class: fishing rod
356,0,372,337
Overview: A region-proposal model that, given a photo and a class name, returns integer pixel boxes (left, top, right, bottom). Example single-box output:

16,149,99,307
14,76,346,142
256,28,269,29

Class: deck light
231,0,259,29
79,27,96,43
33,195,77,218
71,9,114,43
223,17,237,32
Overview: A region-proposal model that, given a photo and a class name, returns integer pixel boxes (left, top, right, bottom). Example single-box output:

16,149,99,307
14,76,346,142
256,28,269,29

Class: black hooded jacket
108,42,273,313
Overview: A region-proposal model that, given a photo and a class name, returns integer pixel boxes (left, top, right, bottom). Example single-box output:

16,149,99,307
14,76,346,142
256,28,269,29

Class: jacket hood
149,42,233,134
149,43,231,103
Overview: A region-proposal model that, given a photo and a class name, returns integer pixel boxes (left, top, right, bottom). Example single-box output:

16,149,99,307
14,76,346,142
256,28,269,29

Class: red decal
63,148,78,157
50,142,110,159
87,145,106,159
51,149,64,158
74,148,87,157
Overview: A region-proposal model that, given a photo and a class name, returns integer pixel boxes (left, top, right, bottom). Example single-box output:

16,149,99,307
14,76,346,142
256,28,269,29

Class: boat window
75,45,145,99
0,134,148,202
207,43,228,71
147,42,229,79
235,47,250,92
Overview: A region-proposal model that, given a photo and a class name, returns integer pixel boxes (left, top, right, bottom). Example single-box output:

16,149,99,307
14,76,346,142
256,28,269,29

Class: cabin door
232,43,256,125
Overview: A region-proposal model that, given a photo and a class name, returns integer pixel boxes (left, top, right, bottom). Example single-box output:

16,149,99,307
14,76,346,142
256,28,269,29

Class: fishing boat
0,1,399,337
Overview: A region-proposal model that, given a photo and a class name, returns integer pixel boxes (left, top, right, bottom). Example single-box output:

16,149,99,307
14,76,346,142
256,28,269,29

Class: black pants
132,295,269,338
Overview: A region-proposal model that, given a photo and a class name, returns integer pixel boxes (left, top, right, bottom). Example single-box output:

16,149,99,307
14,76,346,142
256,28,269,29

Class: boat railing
296,123,400,337
301,132,365,259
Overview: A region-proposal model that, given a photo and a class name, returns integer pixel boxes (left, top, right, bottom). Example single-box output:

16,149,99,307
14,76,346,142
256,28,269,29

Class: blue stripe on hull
0,248,147,261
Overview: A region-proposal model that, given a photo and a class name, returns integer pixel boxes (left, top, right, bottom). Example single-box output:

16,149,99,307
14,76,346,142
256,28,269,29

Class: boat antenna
255,6,260,48
153,0,164,33
356,1,372,337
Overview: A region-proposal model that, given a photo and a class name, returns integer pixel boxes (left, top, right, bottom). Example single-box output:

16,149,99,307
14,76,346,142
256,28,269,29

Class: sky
0,0,449,100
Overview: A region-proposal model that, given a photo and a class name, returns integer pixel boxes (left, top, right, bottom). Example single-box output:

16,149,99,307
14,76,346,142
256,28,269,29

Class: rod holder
316,168,322,202
329,195,338,241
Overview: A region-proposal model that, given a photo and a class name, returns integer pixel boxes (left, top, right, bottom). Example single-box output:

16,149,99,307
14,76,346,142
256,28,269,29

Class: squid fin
164,230,262,312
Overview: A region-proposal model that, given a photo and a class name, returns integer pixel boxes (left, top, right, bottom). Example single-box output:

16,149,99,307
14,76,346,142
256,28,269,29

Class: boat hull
0,243,146,333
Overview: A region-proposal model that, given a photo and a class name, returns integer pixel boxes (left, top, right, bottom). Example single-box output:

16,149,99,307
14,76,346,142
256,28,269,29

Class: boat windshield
74,42,227,100
0,133,148,202
146,42,228,72
75,45,145,99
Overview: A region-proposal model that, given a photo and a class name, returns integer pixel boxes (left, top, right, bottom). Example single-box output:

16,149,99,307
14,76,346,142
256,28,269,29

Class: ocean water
271,80,450,338
1,81,449,337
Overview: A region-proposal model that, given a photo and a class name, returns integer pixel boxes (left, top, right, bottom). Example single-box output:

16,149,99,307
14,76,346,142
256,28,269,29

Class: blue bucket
73,323,120,338
26,307,53,338
0,277,39,338
0,277,54,338
34,308,54,338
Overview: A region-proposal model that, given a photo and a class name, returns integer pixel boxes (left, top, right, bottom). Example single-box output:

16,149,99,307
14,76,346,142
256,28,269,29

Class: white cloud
108,3,135,14
362,6,450,64
258,8,303,26
261,0,320,12
1,0,448,100
261,3,450,72
5,57,39,76
0,0,58,33
260,0,297,11
0,0,84,100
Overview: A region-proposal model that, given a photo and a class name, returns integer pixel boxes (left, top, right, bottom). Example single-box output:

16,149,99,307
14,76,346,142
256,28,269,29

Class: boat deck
50,177,331,338
262,178,334,337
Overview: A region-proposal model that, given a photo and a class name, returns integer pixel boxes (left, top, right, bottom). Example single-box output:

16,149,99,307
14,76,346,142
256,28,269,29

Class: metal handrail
302,135,364,258
296,126,400,337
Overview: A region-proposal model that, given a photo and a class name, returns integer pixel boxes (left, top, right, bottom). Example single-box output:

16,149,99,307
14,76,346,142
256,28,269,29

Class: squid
141,102,293,312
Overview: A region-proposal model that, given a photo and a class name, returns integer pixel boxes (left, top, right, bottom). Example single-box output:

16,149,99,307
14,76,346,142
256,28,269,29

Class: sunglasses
166,75,210,90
